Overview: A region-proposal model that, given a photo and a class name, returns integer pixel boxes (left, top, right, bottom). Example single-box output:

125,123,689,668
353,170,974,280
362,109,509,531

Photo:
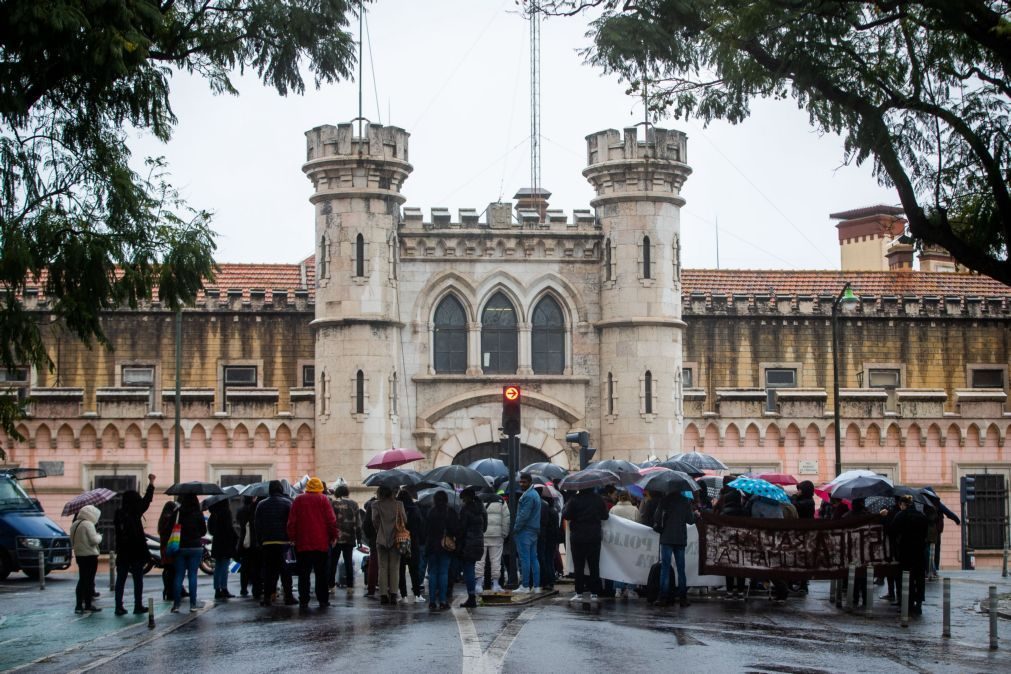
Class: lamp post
831,282,859,477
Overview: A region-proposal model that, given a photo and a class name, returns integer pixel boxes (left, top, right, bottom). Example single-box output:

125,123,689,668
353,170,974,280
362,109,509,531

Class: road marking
453,606,542,673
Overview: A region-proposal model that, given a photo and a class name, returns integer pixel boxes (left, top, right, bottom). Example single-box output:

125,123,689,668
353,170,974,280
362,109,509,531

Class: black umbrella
558,468,621,491
364,468,423,489
416,486,462,509
891,485,929,505
422,465,488,487
831,475,894,500
201,486,240,510
636,470,699,495
638,459,662,469
656,459,705,477
467,458,509,479
240,480,295,499
165,481,224,496
521,462,568,482
669,451,728,471
587,459,642,485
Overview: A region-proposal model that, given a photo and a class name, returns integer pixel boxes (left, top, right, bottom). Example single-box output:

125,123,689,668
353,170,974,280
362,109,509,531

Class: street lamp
831,282,859,477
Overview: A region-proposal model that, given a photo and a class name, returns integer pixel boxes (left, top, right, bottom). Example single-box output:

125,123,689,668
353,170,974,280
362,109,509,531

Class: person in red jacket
287,477,338,608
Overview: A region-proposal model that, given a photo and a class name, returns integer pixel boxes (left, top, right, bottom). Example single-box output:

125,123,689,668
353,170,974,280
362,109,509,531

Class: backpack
334,498,359,544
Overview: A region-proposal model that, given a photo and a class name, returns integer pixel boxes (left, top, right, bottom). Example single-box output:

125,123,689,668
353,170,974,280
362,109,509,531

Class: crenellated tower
303,122,412,482
584,126,692,461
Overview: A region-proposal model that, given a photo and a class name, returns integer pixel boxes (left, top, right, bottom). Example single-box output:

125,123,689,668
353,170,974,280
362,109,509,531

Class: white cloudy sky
129,0,899,270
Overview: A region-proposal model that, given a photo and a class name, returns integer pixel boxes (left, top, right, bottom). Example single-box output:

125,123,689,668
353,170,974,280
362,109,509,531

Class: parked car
0,469,72,579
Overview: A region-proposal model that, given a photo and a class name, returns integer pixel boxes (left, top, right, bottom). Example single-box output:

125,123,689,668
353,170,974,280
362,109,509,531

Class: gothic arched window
532,295,565,374
481,293,517,374
433,295,467,374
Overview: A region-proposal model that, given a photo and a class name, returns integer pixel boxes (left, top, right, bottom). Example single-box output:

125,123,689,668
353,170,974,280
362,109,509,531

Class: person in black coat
889,495,929,614
254,481,296,606
457,487,487,608
113,474,155,615
716,489,748,599
536,487,560,591
397,489,426,601
208,499,237,599
562,488,609,600
235,496,261,598
653,491,696,607
424,490,461,611
792,481,816,519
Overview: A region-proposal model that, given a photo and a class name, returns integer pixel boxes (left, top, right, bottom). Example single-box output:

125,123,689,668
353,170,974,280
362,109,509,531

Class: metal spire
529,3,541,194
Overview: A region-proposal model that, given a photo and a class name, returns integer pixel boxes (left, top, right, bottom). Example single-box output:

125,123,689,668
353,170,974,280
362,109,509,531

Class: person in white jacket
70,505,103,613
478,494,511,592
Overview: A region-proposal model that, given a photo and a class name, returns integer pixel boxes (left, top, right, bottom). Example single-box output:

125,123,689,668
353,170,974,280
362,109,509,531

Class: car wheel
23,567,50,580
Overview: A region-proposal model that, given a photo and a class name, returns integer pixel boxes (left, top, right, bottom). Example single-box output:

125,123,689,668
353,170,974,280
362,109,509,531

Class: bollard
990,585,999,650
900,571,910,628
846,564,856,611
1003,547,1008,578
38,551,45,590
109,551,116,592
829,579,836,605
148,597,155,630
942,577,951,638
864,568,873,618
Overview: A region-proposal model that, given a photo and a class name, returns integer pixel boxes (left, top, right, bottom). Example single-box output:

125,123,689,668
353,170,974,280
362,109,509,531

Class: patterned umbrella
366,447,425,470
728,477,791,504
363,469,423,489
656,459,705,477
865,495,896,513
698,475,725,501
587,459,642,485
669,451,728,471
558,468,621,491
521,462,568,482
62,488,117,516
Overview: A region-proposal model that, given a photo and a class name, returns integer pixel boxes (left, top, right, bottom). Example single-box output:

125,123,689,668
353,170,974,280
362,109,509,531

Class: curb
480,589,558,607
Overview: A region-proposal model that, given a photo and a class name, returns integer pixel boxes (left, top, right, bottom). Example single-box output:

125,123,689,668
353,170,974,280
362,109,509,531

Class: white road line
453,606,543,674
453,608,487,673
483,607,541,667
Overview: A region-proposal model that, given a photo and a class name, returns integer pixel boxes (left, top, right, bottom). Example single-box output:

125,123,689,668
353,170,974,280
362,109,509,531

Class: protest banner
697,512,896,580
565,515,723,587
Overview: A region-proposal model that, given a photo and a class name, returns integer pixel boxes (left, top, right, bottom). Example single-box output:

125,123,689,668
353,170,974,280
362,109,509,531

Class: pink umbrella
62,488,117,516
366,447,425,470
753,473,798,486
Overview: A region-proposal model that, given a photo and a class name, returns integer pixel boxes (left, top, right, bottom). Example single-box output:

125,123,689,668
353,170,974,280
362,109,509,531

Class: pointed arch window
644,370,653,414
532,295,565,374
355,370,365,414
643,235,652,279
481,292,517,374
433,295,467,374
355,233,365,277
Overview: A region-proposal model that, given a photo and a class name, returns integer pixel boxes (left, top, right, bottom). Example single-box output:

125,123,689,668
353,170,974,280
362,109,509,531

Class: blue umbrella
467,458,509,479
728,476,790,504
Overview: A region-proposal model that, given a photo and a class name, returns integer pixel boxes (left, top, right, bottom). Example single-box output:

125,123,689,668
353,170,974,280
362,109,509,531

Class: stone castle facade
3,122,1010,568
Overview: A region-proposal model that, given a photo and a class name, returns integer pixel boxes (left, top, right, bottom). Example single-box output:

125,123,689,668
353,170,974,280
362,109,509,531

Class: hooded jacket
457,499,488,562
484,498,511,540
563,491,609,544
513,487,541,535
255,493,293,545
653,493,696,546
70,505,103,557
287,492,338,552
114,483,155,565
208,500,238,558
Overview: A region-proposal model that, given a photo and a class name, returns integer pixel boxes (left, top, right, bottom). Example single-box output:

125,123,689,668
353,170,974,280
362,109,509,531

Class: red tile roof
829,205,904,220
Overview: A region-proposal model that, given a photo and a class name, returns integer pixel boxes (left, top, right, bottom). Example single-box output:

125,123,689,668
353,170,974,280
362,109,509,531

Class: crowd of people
69,470,958,618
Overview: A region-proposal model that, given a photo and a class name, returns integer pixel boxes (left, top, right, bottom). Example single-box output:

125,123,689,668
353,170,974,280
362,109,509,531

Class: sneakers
589,594,599,601
514,586,530,594
532,587,542,594
415,595,426,603
491,583,503,593
570,593,582,602
171,605,180,613
189,605,199,613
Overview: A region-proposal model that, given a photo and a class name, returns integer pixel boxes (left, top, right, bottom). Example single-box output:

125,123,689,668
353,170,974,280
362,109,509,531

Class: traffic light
960,475,976,502
579,447,597,470
502,385,521,436
565,431,595,469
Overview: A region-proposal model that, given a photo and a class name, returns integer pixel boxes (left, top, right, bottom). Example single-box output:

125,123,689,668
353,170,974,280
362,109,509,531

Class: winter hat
306,477,325,493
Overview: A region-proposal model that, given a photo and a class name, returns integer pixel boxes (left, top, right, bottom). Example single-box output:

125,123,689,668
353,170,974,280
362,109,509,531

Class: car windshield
0,477,36,510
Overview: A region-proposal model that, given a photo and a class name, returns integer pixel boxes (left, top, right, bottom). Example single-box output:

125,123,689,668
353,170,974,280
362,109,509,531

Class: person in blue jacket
512,473,541,593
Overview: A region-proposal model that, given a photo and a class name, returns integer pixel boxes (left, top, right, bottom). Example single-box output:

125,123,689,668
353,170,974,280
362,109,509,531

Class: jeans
115,560,146,609
659,544,687,599
330,543,355,587
213,556,230,592
174,547,202,607
297,549,329,606
570,538,602,595
261,544,294,603
427,551,451,605
75,555,98,609
463,560,477,595
514,529,539,589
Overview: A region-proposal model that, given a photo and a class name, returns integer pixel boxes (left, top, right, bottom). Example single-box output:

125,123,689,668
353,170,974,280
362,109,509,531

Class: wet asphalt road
2,569,1010,673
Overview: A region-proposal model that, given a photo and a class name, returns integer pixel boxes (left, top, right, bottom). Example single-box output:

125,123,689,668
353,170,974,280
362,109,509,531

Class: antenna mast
529,3,541,193
357,1,364,137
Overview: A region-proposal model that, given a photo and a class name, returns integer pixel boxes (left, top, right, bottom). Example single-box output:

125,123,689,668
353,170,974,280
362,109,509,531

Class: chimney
513,188,551,222
918,244,961,273
830,205,906,271
885,239,914,271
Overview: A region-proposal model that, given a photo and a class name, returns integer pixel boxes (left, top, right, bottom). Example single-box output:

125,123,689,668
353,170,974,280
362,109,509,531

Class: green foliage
544,0,1011,284
0,1,364,453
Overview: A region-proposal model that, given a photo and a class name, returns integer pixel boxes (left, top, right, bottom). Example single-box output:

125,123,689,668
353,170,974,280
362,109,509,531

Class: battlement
683,290,1010,318
585,126,688,166
400,204,597,232
305,122,409,163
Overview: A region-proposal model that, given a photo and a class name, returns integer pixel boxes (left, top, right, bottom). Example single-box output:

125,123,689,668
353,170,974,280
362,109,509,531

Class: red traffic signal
502,385,521,436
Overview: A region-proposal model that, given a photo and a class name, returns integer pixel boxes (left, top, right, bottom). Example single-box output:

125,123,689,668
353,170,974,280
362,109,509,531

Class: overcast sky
129,0,899,270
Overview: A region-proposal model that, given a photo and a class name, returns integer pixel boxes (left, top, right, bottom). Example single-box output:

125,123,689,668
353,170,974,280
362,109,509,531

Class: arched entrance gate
452,442,549,468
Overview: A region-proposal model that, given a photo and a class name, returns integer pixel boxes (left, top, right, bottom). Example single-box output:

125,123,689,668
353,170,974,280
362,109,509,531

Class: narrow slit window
607,372,614,416
355,370,365,414
604,238,612,282
355,234,365,277
644,370,653,414
643,235,651,279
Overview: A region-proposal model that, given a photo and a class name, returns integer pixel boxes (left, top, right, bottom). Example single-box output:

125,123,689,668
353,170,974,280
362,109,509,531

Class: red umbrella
753,473,798,486
366,447,425,470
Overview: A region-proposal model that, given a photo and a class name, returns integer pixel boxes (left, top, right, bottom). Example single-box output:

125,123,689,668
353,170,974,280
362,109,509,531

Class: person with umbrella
535,484,561,592
561,485,609,602
208,498,238,600
512,473,542,593
371,484,408,606
652,489,696,607
113,473,156,615
255,480,297,607
396,488,425,603
889,493,929,615
424,489,460,611
70,505,103,613
172,494,207,613
287,477,338,609
456,487,487,608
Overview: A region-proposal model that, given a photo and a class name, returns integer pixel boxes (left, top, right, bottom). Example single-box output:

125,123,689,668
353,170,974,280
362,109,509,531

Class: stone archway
432,422,571,469
451,442,550,468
